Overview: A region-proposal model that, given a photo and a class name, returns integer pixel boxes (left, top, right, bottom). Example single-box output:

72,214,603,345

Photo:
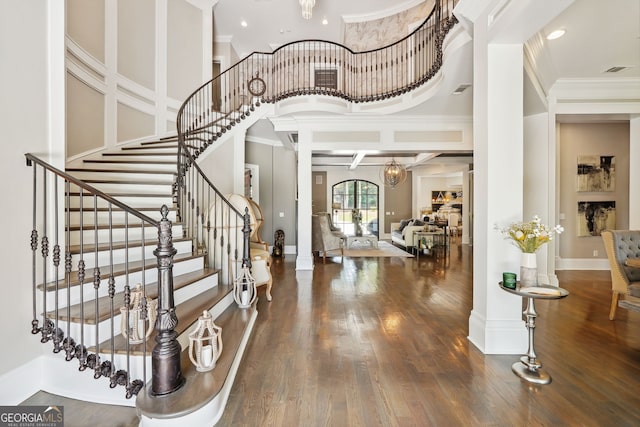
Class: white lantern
120,284,157,344
233,266,257,308
188,310,223,372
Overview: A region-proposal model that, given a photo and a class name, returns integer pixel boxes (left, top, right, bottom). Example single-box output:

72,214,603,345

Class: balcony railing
176,0,458,253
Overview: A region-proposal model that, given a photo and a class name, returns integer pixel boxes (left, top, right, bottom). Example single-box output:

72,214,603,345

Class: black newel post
242,207,252,269
150,205,185,396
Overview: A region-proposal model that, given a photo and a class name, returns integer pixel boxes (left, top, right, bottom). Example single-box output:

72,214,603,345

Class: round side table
499,282,569,384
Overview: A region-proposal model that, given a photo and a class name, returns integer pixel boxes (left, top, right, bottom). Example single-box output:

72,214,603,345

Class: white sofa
390,220,426,250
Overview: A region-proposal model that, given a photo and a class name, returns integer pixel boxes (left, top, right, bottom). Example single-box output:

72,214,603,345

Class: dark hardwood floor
24,241,640,426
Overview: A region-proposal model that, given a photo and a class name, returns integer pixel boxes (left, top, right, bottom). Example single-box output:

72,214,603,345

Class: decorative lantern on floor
120,284,157,344
188,310,223,372
233,206,258,308
233,264,257,308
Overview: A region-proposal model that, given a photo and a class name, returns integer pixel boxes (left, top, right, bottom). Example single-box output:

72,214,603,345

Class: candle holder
120,284,157,344
233,265,257,308
188,310,223,372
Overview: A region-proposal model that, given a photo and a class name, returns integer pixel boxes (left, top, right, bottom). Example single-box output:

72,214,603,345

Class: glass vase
520,252,537,287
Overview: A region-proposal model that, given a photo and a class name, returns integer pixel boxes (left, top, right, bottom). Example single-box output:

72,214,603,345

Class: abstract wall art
577,155,615,192
577,201,616,237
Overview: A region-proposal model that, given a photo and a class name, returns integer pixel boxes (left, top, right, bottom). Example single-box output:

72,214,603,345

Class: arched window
332,180,379,237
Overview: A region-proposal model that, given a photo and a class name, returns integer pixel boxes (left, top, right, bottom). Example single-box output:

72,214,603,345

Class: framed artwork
577,155,615,192
577,201,616,237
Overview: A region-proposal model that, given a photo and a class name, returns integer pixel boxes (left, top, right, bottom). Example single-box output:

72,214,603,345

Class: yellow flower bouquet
496,215,564,253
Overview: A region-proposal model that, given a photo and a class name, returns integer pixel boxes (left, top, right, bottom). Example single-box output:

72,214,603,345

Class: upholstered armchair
248,198,269,252
312,213,345,263
601,230,640,319
214,194,273,301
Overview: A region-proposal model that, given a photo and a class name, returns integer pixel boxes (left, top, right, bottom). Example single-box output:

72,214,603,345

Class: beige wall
246,142,298,246
559,122,630,259
117,102,155,142
117,0,155,91
168,0,204,100
66,72,105,157
66,0,105,62
66,0,209,160
384,172,413,232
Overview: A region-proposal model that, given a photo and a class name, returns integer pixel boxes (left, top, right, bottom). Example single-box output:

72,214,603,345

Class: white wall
0,0,65,381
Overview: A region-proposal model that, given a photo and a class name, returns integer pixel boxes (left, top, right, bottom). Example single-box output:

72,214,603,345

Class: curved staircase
25,1,460,425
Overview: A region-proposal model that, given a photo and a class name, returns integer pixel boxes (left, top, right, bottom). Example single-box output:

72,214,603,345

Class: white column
461,166,470,245
232,129,247,195
630,116,640,229
468,25,527,353
296,129,314,271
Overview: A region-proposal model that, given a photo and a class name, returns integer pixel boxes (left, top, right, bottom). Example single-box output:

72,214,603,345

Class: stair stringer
39,270,232,408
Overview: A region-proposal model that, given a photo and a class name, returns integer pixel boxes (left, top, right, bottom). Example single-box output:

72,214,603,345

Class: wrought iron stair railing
24,150,249,400
176,0,458,256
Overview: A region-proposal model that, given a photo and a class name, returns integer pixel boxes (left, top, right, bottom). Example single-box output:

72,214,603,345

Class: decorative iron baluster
123,283,131,392
30,162,39,335
106,203,116,382
64,181,75,361
92,195,101,378
77,187,87,371
53,176,62,353
41,168,53,343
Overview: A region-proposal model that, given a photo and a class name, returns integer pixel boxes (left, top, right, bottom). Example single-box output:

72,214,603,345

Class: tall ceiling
215,0,640,169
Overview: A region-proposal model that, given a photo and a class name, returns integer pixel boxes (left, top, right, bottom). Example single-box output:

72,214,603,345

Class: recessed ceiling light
546,29,565,40
241,20,248,27
322,18,328,25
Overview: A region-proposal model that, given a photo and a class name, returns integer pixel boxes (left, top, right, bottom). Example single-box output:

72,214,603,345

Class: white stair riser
50,274,219,348
83,183,174,195
69,209,177,224
42,291,234,408
42,256,205,308
70,171,176,182
68,195,175,209
68,224,183,246
98,155,175,162
81,162,177,172
70,240,192,270
117,147,177,154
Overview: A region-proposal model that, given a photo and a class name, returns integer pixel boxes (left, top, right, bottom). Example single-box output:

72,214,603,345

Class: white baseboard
556,258,610,270
267,245,296,255
0,356,43,404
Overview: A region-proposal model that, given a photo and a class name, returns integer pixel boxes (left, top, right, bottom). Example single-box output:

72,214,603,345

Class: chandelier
299,0,315,20
381,158,407,188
